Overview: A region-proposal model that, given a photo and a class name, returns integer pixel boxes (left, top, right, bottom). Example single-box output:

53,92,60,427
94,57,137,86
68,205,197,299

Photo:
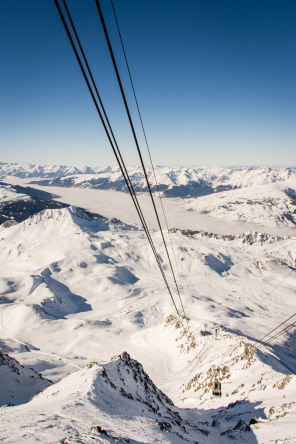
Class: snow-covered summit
0,352,208,443
0,205,136,238
1,351,267,443
184,181,296,227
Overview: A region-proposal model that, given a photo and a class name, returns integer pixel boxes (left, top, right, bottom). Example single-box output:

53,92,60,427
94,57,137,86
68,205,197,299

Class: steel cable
261,269,294,304
94,0,188,324
53,0,184,323
109,0,189,327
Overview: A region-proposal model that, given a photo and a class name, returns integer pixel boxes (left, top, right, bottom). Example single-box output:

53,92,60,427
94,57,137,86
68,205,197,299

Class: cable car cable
256,321,296,350
261,268,294,304
53,0,184,322
259,312,296,343
248,312,296,351
55,0,183,325
94,0,188,325
95,0,187,322
60,0,160,256
109,0,189,327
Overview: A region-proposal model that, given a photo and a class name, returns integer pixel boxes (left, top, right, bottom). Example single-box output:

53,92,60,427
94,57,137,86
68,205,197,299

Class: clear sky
0,0,295,167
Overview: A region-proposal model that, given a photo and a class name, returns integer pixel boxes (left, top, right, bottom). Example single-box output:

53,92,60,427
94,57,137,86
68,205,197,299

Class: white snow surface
0,204,296,442
0,184,31,206
183,181,296,227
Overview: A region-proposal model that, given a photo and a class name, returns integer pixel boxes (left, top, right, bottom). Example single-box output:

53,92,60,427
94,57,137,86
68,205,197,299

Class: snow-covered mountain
30,165,296,198
0,205,295,442
0,162,102,179
3,162,296,228
2,162,296,195
0,353,212,443
1,351,275,443
183,182,296,227
0,181,69,225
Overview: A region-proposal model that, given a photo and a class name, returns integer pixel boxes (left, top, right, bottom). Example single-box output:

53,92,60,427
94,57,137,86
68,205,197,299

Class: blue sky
0,0,295,167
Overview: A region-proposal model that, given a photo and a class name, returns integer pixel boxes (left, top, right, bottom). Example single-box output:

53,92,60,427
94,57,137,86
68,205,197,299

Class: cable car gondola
212,367,222,397
212,380,222,397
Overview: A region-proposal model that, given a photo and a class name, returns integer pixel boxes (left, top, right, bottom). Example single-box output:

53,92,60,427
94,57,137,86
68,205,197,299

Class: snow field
0,206,295,442
183,180,296,227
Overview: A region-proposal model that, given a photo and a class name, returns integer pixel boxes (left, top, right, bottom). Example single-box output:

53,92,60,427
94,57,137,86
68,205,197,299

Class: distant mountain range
0,162,102,178
1,162,296,227
1,162,296,199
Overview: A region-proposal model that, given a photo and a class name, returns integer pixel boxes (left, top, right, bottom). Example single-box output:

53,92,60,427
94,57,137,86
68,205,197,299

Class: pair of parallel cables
254,267,295,350
250,311,296,373
244,267,296,370
248,265,295,367
53,0,189,332
255,311,296,352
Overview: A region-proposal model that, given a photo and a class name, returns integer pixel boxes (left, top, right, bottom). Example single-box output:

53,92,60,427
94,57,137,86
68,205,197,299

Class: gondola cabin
212,381,222,397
